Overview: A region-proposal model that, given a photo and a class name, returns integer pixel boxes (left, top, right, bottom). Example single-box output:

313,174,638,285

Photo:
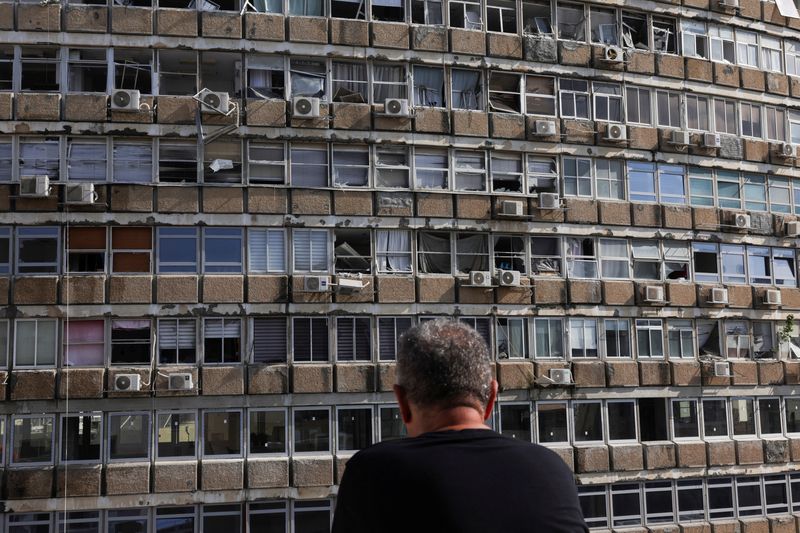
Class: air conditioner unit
765,289,782,306
670,130,690,146
304,275,330,292
19,175,50,197
605,124,627,141
65,183,97,204
710,287,729,304
114,374,141,392
200,91,230,114
644,286,665,303
777,143,796,158
734,213,751,229
533,120,557,136
293,96,321,118
384,98,409,117
786,221,800,237
539,192,560,209
110,89,141,111
469,270,492,287
714,361,732,377
549,368,573,385
703,133,721,148
501,200,524,216
496,270,521,287
336,278,365,291
168,373,194,391
603,45,624,63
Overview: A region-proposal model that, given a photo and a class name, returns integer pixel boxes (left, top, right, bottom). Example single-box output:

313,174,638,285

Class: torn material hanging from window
372,0,404,21
290,59,326,99
244,56,285,100
652,18,677,54
621,12,647,49
451,69,482,110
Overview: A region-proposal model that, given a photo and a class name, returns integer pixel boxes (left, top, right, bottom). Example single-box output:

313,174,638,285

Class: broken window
291,144,328,187
488,72,521,113
522,0,551,34
114,48,153,93
252,317,287,363
655,90,681,128
636,319,664,358
332,61,368,103
531,236,561,276
294,408,330,452
725,320,751,359
625,86,650,125
451,69,482,110
156,412,196,459
200,52,237,96
249,228,285,273
494,235,525,272
499,404,531,440
158,140,198,183
413,66,445,107
773,248,796,286
61,413,101,462
533,318,563,358
449,0,481,29
671,399,699,439
372,0,403,21
0,46,12,91
487,0,515,33
158,50,197,95
111,227,152,274
590,7,617,45
203,228,243,274
682,21,707,59
375,147,409,188
290,59,326,99
563,156,592,197
573,401,602,442
604,319,630,358
632,240,660,280
527,156,557,195
731,398,756,436
415,148,448,189
20,47,60,92
599,238,629,279
12,416,54,464
740,102,762,138
331,0,365,18
559,79,589,119
109,413,149,461
496,317,526,359
537,402,567,442
248,142,285,184
736,29,759,68
158,318,197,364
378,317,413,360
652,17,676,54
292,229,329,273
203,411,242,457
67,139,108,181
453,150,486,191
113,140,153,183
334,229,371,273
376,230,411,274
596,159,623,200
242,56,284,100
157,227,198,273
490,153,522,193
67,48,107,93
411,0,442,24
332,145,369,187
524,75,555,116
17,227,59,274
373,64,406,103
288,0,324,15
566,237,597,278
714,97,737,135
569,318,598,358
621,12,646,49
418,231,451,274
685,94,709,131
709,26,735,63
203,318,241,364
697,319,721,357
293,318,329,362
692,243,719,283
336,317,371,362
455,233,488,274
19,137,60,180
110,319,151,364
592,82,621,122
557,2,584,41
203,139,242,184
67,227,106,274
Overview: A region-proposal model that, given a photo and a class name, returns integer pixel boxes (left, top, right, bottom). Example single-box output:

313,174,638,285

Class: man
332,319,588,533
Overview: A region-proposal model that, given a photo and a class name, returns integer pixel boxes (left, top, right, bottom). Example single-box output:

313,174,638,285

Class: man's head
394,319,498,435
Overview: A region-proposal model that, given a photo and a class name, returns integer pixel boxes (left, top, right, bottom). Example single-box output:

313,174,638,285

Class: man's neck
410,406,489,437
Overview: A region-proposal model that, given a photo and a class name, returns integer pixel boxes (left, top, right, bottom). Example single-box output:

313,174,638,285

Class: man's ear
393,384,412,424
482,379,499,421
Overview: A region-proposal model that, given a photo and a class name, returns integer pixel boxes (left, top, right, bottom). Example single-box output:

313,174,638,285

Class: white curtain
414,67,444,107
289,0,322,15
377,230,411,273
451,70,481,110
373,65,404,101
333,62,368,102
253,0,282,12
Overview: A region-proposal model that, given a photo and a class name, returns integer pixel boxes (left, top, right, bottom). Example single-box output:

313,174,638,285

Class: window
562,156,592,197
659,164,686,204
773,248,796,286
759,397,783,436
769,177,792,214
764,475,789,515
531,236,562,276
788,41,800,77
292,229,329,273
635,319,664,359
453,150,486,191
527,156,558,195
743,174,767,211
652,17,676,54
656,90,681,128
252,317,287,364
108,412,150,461
612,484,642,527
667,320,694,359
689,167,714,207
114,48,153,94
111,227,152,274
741,103,762,138
487,0,515,32
379,406,406,441
378,317,412,361
157,319,197,365
522,0,551,34
579,486,609,529
249,409,286,455
682,21,708,59
737,476,764,517
493,235,525,273
203,319,241,364
290,59,326,99
702,399,729,439
12,415,54,464
596,159,623,200
155,508,194,533
202,505,241,533
599,238,629,279
413,66,445,107
632,240,660,280
414,148,448,189
710,26,735,63
731,398,756,436
249,229,285,273
158,50,197,95
752,321,774,359
625,86,651,125
374,147,410,189
590,7,616,45
294,408,330,453
67,139,107,181
488,72,521,113
294,501,332,532
639,398,668,441
10,513,52,533
411,0,443,24
686,94,710,131
569,318,598,358
20,47,60,92
203,410,242,457
61,413,101,462
748,246,772,285
455,233,488,274
0,320,8,368
203,139,241,184
113,140,153,183
677,479,705,522
559,79,589,119
19,137,60,180
496,317,526,359
66,227,106,274
725,320,750,359
293,317,329,362
336,317,371,361
645,481,674,525
627,162,656,203
63,320,105,367
593,83,622,122
607,400,636,441
718,170,741,209
735,30,759,68
248,142,285,185
418,231,451,274
490,154,523,193
17,226,59,274
0,228,8,275
59,511,100,533
708,478,735,520
373,64,407,102
621,12,646,49
525,75,556,116
449,0,482,29
375,230,411,274
693,243,720,283
156,412,196,459
0,139,10,182
714,98,737,135
14,319,57,367
332,61,368,103
697,320,721,357
537,402,568,443
604,319,631,358
334,229,371,274
533,318,563,359
157,228,198,273
0,46,11,92
451,69,483,110
672,399,699,439
566,237,597,279
499,404,531,441
337,407,373,452
766,106,786,142
67,48,107,93
203,228,243,273
557,2,585,40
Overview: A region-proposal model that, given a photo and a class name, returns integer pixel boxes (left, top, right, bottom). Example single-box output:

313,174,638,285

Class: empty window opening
411,0,442,24
159,140,198,183
68,49,107,93
332,146,369,187
114,49,153,94
488,72,521,113
418,231,451,274
111,319,151,365
621,12,647,49
203,139,242,184
67,227,106,274
21,47,60,92
522,0,550,34
557,2,584,41
158,50,197,96
590,7,617,45
449,0,482,29
652,17,676,53
244,56,284,99
248,142,286,184
331,0,365,19
113,140,153,183
290,59,326,99
531,236,561,276
200,52,238,95
334,229,371,274
487,0,515,33
372,0,403,21
413,66,445,107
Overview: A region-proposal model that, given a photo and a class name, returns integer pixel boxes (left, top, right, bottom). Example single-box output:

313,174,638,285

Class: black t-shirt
332,428,588,533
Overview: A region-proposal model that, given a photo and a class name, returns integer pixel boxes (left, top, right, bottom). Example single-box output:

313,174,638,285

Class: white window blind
249,229,285,273
293,230,328,272
158,319,196,364
113,141,152,183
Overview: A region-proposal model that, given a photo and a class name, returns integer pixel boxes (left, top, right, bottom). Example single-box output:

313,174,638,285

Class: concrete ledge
247,275,287,303
417,276,455,303
156,7,198,36
496,360,534,391
335,363,375,393
109,275,152,304
155,367,199,397
14,276,58,305
609,443,643,471
287,16,328,43
676,441,707,468
371,21,409,49
201,459,244,491
7,468,53,499
63,275,105,304
11,370,56,401
574,445,609,473
107,367,152,398
156,276,198,303
248,364,289,394
153,461,197,493
58,368,104,399
111,6,153,34
377,363,396,392
292,456,334,487
16,92,60,120
201,10,241,38
707,439,736,466
105,462,150,495
247,457,290,488
244,12,284,40
736,439,764,465
643,442,676,469
292,364,333,394
605,361,638,387
202,275,244,303
57,465,102,497
18,4,61,31
202,366,244,396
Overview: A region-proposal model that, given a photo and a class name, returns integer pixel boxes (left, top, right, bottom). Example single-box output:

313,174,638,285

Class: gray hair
396,318,492,409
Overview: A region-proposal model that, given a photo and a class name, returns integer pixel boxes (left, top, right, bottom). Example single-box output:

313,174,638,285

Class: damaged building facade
6,0,800,529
